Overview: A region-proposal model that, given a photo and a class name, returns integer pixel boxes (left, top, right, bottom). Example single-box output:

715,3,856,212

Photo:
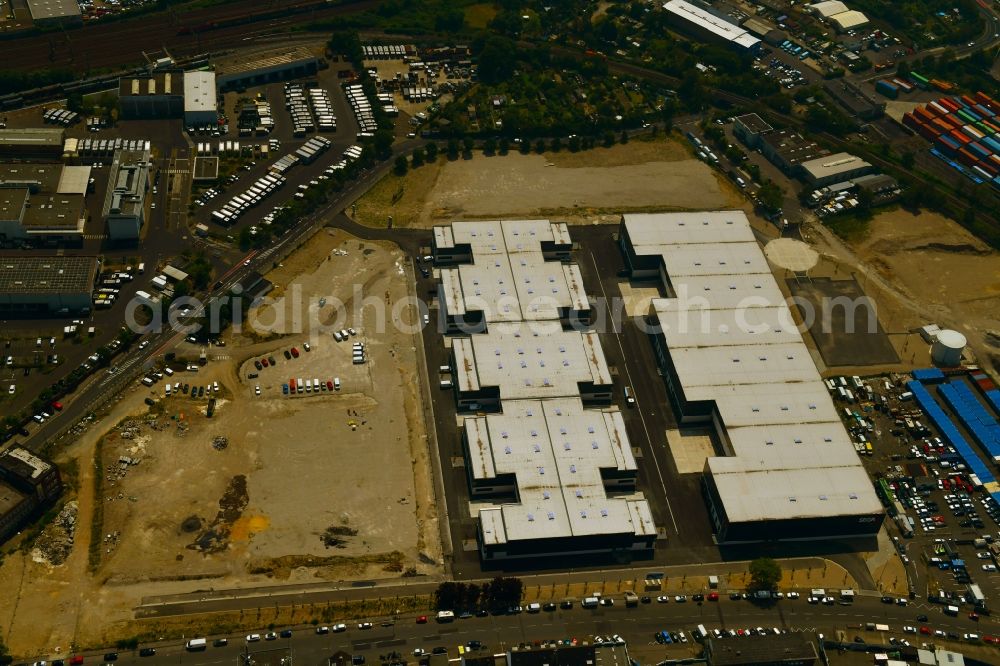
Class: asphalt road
56,594,998,665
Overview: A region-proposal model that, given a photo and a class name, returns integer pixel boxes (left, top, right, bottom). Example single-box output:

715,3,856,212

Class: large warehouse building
662,0,761,52
433,219,656,562
433,220,589,333
183,71,218,126
0,128,65,159
799,152,874,187
215,46,320,92
119,70,184,119
0,163,89,245
0,256,97,315
25,0,81,25
619,212,883,543
102,148,150,240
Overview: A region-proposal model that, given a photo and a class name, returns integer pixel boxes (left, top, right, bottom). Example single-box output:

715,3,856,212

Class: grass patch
464,3,496,29
351,158,444,228
823,214,871,241
88,435,106,572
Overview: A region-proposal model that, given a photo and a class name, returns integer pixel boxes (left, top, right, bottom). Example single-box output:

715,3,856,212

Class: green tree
374,129,394,160
603,131,615,148
425,142,438,162
484,137,497,155
568,135,581,152
900,151,915,170
462,136,474,159
534,139,546,154
483,576,524,611
519,140,530,154
394,155,408,176
411,147,425,168
498,137,510,155
758,180,784,213
748,557,781,592
435,581,464,610
620,130,629,144
238,227,252,251
477,35,517,84
550,137,562,152
447,138,460,160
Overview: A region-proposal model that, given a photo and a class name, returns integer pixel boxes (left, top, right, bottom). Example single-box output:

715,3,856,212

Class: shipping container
914,106,937,123
968,141,990,158
962,95,979,108
931,79,954,92
959,108,981,124
939,97,961,112
982,136,1000,154
917,121,939,141
939,114,963,129
957,148,979,167
973,104,995,119
950,129,971,145
975,91,999,113
909,72,929,88
937,134,961,154
876,80,899,99
961,125,985,141
972,165,994,181
892,78,914,93
928,100,950,116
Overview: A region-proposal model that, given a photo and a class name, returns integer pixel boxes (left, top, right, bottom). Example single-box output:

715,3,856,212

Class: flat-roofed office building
619,211,883,543
0,256,97,315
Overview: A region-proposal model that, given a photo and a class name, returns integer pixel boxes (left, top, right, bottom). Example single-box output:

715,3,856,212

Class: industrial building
824,80,884,119
829,10,869,31
618,212,883,543
0,162,89,245
662,0,761,52
758,129,831,174
466,397,656,561
102,148,150,240
0,256,98,315
183,71,218,126
118,70,184,119
451,325,614,411
0,128,66,159
799,152,874,187
809,0,849,18
215,46,320,92
25,0,81,25
433,219,655,561
433,220,590,333
0,447,63,543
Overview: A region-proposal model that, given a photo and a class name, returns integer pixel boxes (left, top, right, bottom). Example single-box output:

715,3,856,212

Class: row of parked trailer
70,137,151,158
309,87,338,132
43,107,79,126
344,83,378,135
210,172,287,226
294,136,332,165
362,44,407,59
196,141,256,156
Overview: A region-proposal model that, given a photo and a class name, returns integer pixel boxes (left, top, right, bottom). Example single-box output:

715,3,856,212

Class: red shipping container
939,114,963,129
975,91,999,113
914,106,936,123
961,95,978,108
918,123,939,141
950,129,971,144
976,160,998,178
939,97,961,112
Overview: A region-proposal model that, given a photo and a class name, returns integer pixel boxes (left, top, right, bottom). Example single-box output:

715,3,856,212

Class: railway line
0,0,378,72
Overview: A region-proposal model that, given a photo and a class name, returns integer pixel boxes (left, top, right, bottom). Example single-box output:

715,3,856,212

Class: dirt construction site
0,229,442,655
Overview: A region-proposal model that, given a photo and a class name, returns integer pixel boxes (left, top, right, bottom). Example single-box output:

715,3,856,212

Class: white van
440,379,453,389
436,610,455,623
334,377,341,390
186,638,207,651
439,365,451,373
305,379,312,392
582,597,600,608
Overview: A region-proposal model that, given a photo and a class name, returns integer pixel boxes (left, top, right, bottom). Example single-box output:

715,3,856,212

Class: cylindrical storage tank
932,329,966,366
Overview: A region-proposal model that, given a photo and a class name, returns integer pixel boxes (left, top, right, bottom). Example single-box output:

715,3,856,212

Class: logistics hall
618,211,884,543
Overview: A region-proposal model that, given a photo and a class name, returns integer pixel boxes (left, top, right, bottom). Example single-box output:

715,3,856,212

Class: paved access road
58,594,996,665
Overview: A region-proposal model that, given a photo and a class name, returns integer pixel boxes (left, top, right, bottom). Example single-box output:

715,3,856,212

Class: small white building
183,71,217,126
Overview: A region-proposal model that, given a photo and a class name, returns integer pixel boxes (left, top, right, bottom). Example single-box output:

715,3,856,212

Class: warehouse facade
119,70,184,119
433,219,656,562
619,212,883,544
183,71,218,126
215,46,320,92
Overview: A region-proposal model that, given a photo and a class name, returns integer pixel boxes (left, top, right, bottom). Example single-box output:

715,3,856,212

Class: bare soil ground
351,135,741,229
0,230,440,656
803,208,1000,375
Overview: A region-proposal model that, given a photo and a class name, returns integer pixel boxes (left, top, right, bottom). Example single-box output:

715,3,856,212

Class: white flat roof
56,165,92,195
469,398,655,544
622,211,881,524
810,0,849,18
453,326,611,400
433,219,571,252
440,256,587,324
663,0,761,49
800,152,872,179
184,71,217,113
831,9,869,29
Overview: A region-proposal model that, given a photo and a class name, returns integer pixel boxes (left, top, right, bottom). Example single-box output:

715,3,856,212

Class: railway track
0,0,378,72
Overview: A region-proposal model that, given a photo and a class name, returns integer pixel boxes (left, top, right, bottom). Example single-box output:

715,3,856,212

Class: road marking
588,251,678,534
